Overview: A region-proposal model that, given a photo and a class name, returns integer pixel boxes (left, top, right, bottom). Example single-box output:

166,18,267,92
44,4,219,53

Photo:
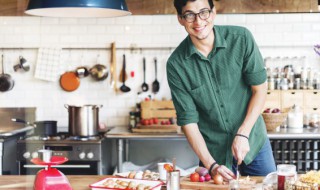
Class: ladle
152,57,160,94
141,57,149,92
119,54,131,93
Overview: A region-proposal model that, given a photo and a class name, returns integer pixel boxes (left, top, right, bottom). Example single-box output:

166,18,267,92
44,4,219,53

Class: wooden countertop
106,126,320,140
0,175,109,190
0,175,264,190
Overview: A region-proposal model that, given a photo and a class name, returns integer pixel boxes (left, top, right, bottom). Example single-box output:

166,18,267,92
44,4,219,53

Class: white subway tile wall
0,13,319,130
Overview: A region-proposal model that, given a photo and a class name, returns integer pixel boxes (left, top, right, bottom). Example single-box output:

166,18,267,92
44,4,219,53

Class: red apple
263,108,271,113
271,108,280,113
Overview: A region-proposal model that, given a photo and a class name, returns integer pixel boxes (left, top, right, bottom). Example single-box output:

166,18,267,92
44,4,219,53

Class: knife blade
236,164,240,181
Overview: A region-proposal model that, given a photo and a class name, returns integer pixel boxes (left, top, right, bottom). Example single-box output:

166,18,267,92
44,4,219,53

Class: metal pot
65,104,102,137
11,118,57,136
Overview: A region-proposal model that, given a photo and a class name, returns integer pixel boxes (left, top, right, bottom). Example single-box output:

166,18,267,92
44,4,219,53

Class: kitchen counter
106,126,320,172
0,175,108,190
0,175,264,189
106,126,320,140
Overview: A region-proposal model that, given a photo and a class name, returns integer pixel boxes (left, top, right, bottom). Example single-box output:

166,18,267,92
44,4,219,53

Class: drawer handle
314,92,318,94
267,92,271,95
313,108,318,111
291,92,295,94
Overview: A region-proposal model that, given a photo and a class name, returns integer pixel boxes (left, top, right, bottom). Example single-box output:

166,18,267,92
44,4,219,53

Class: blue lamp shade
25,0,131,18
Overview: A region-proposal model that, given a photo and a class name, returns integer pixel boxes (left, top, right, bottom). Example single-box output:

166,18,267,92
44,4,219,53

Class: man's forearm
238,82,267,136
182,123,215,169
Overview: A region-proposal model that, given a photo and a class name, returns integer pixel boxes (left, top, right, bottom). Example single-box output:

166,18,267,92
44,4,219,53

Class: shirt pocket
189,84,213,111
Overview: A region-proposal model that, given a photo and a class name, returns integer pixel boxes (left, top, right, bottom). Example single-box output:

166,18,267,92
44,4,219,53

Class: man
166,0,276,180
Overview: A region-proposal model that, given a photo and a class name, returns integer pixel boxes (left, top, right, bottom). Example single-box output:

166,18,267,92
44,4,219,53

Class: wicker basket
262,109,289,131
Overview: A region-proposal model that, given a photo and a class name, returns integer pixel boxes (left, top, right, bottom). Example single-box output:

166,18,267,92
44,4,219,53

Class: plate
31,156,68,165
89,177,164,190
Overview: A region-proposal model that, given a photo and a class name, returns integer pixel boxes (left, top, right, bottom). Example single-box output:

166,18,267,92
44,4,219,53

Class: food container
89,177,164,190
288,105,303,129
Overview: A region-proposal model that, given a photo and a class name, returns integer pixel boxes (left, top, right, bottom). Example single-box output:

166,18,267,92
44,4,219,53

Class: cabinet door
304,90,320,109
264,90,281,110
281,90,304,109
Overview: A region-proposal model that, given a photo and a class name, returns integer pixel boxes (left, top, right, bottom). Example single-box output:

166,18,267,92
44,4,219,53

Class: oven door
19,161,99,175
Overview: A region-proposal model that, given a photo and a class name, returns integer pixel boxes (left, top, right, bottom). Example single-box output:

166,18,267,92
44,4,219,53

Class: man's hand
232,135,250,165
212,165,235,181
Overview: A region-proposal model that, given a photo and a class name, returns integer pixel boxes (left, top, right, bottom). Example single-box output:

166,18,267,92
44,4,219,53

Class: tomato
190,172,200,182
153,118,158,124
148,119,154,125
164,164,173,172
141,119,150,125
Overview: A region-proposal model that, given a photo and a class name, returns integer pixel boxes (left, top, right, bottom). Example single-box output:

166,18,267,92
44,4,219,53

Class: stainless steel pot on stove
65,104,102,137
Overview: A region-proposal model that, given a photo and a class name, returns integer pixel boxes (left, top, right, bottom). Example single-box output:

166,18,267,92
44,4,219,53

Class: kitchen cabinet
265,91,281,109
281,90,304,109
265,90,320,114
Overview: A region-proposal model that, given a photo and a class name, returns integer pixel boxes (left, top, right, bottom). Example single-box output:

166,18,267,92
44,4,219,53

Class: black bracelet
209,162,217,174
235,133,249,140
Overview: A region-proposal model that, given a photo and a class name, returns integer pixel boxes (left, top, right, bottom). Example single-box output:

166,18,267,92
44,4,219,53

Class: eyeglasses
181,9,212,23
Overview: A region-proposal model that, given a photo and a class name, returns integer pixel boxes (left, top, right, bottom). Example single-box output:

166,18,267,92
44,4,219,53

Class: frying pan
0,54,15,92
11,118,57,136
59,72,80,92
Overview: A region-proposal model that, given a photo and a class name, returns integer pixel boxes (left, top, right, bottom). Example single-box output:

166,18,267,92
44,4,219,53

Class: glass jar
310,114,319,128
304,113,311,128
129,111,136,128
268,77,275,90
294,78,301,90
280,78,289,90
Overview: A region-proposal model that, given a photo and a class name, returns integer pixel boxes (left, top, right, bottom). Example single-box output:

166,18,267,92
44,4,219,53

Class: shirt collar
184,26,228,59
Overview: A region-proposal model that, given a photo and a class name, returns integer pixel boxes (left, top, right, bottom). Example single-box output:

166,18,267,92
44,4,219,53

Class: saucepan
11,118,57,136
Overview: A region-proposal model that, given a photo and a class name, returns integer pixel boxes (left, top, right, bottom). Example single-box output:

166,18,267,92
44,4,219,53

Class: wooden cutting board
180,176,255,190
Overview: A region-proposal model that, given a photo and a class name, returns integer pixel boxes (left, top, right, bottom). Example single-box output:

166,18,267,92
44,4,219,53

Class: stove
17,133,111,175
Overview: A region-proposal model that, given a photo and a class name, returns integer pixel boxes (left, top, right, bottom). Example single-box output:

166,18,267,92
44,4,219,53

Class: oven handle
23,164,91,168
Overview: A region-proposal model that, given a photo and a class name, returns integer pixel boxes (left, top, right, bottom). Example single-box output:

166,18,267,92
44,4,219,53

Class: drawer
303,108,320,114
281,91,304,109
304,90,320,108
265,90,281,109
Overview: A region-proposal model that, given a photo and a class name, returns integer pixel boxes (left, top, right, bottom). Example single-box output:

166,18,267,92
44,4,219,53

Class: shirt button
226,119,229,123
216,90,219,93
220,105,224,108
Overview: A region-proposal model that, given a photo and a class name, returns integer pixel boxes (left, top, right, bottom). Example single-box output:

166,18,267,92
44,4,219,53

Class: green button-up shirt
166,25,268,169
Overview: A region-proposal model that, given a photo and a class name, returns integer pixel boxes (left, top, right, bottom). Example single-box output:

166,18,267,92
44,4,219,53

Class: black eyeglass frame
180,9,213,23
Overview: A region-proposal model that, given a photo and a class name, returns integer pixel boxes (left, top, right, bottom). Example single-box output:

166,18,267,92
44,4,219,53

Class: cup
277,164,296,190
157,162,169,181
166,170,180,190
38,149,52,162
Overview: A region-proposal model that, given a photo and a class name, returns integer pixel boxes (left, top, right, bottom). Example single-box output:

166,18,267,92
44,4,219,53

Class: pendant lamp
25,0,131,18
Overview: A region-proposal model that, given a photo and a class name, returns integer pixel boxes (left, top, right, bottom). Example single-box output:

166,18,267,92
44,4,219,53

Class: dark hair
174,0,214,15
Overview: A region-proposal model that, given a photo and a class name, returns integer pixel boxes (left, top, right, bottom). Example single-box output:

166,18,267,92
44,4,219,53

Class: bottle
129,111,136,128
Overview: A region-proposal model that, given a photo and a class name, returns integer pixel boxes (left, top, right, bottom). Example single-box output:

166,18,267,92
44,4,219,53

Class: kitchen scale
32,154,72,190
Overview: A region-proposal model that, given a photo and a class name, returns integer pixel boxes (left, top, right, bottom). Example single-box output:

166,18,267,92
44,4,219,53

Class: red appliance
32,156,72,190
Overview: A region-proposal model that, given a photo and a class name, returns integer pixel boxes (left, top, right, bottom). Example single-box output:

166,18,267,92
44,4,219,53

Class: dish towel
34,47,62,82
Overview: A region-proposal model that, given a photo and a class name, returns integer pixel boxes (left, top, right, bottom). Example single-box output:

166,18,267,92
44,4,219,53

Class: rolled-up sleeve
242,29,267,86
166,60,199,126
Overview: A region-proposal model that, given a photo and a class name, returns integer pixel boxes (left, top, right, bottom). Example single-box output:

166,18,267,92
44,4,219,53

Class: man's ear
177,15,184,26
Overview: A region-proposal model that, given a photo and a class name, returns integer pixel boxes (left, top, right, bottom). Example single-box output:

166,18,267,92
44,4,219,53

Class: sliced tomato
164,163,174,172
